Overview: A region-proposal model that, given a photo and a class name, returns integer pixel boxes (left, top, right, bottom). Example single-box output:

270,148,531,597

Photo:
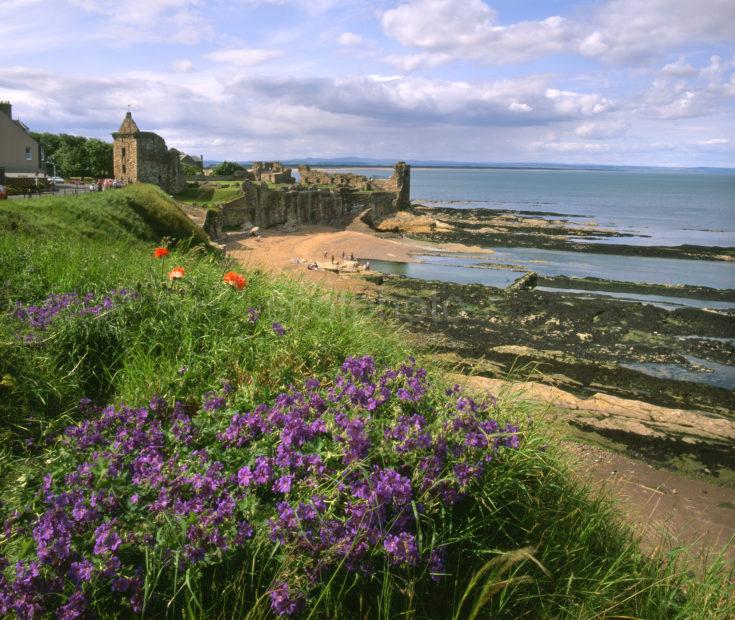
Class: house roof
117,111,140,134
180,153,202,162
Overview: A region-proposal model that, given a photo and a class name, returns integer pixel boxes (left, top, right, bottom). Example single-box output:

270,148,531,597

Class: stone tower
112,112,140,185
112,112,185,194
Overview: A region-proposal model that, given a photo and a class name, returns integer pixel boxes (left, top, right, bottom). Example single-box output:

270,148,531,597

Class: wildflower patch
0,356,520,618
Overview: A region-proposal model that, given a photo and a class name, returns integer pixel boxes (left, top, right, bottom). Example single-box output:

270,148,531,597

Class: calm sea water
325,167,735,290
333,167,735,247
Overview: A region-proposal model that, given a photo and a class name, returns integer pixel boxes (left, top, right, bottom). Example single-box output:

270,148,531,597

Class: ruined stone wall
297,165,371,190
200,161,409,240
217,181,398,230
131,133,185,194
251,161,295,184
297,162,411,208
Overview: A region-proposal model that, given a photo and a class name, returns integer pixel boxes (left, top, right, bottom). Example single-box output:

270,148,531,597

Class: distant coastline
207,159,735,174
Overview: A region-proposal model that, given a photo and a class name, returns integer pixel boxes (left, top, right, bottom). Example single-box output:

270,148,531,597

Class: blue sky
1,0,734,166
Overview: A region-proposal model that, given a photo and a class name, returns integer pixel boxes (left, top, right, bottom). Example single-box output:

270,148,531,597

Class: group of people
321,250,370,270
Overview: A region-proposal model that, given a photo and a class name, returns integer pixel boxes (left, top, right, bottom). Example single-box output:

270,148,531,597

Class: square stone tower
112,112,139,185
112,112,185,194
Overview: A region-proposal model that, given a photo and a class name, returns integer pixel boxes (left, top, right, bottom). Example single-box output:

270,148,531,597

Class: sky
1,0,734,167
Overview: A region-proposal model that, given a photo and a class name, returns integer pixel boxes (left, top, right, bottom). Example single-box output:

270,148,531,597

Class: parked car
48,176,65,184
0,185,6,200
112,179,124,188
88,183,98,192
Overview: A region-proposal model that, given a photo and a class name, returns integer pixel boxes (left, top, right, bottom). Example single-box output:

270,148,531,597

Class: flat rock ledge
458,375,735,446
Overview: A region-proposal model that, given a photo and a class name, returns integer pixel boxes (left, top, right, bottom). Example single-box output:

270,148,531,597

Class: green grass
174,183,244,206
0,186,733,618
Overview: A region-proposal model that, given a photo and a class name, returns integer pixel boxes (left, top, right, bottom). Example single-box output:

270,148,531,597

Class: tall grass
0,186,732,618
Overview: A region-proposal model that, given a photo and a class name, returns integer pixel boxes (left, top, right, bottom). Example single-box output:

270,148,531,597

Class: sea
326,166,735,293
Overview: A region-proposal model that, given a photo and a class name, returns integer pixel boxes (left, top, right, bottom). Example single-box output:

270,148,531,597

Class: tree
211,161,245,176
31,132,113,178
181,163,201,178
84,139,113,178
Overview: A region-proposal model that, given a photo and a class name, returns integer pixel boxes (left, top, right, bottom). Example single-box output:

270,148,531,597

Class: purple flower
68,559,94,584
93,522,122,555
57,591,87,620
272,322,286,336
383,532,419,566
273,474,293,494
237,466,253,487
270,582,304,616
203,392,226,412
247,307,260,323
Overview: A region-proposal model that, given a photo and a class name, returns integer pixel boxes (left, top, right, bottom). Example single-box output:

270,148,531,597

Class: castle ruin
112,112,186,194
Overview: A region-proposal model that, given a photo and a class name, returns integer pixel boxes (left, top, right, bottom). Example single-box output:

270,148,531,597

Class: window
122,164,126,174
122,147,126,158
25,147,32,161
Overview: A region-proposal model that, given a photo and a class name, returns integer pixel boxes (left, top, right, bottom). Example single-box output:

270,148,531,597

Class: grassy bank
175,183,244,207
0,186,732,618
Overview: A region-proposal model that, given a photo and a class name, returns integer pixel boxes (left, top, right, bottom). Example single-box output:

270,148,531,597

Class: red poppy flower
168,267,185,280
223,271,247,290
153,247,170,258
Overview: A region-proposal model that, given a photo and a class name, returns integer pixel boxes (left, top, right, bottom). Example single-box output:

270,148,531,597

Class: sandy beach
224,213,494,292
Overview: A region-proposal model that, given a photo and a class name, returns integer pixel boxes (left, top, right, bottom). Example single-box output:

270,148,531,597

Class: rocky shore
223,206,734,484
409,204,735,261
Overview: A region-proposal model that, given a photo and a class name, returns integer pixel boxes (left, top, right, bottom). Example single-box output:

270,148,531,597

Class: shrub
211,161,245,176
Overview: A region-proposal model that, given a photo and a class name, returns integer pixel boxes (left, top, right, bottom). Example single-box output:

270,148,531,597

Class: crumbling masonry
112,112,186,194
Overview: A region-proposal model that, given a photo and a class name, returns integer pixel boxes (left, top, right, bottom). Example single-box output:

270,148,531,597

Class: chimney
0,102,12,118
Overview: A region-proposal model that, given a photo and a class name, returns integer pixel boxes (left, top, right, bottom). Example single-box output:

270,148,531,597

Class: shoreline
225,211,734,483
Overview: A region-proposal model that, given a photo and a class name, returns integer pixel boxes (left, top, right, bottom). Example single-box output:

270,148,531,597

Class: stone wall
251,161,295,184
194,161,410,241
297,161,410,210
297,165,372,190
213,182,396,234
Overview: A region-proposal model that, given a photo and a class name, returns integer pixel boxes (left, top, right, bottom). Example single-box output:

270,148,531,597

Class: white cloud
337,32,363,46
205,48,284,66
638,55,735,119
575,120,628,139
227,73,615,127
529,140,610,153
696,138,729,145
69,0,212,44
509,102,532,113
580,0,735,63
660,58,698,77
382,0,579,66
172,59,194,73
381,0,735,67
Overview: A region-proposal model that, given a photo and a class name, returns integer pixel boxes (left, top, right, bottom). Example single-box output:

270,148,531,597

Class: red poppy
153,247,170,258
223,271,247,290
168,267,185,280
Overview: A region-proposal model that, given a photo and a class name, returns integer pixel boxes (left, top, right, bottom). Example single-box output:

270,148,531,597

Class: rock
374,211,452,234
456,374,735,450
509,271,538,290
